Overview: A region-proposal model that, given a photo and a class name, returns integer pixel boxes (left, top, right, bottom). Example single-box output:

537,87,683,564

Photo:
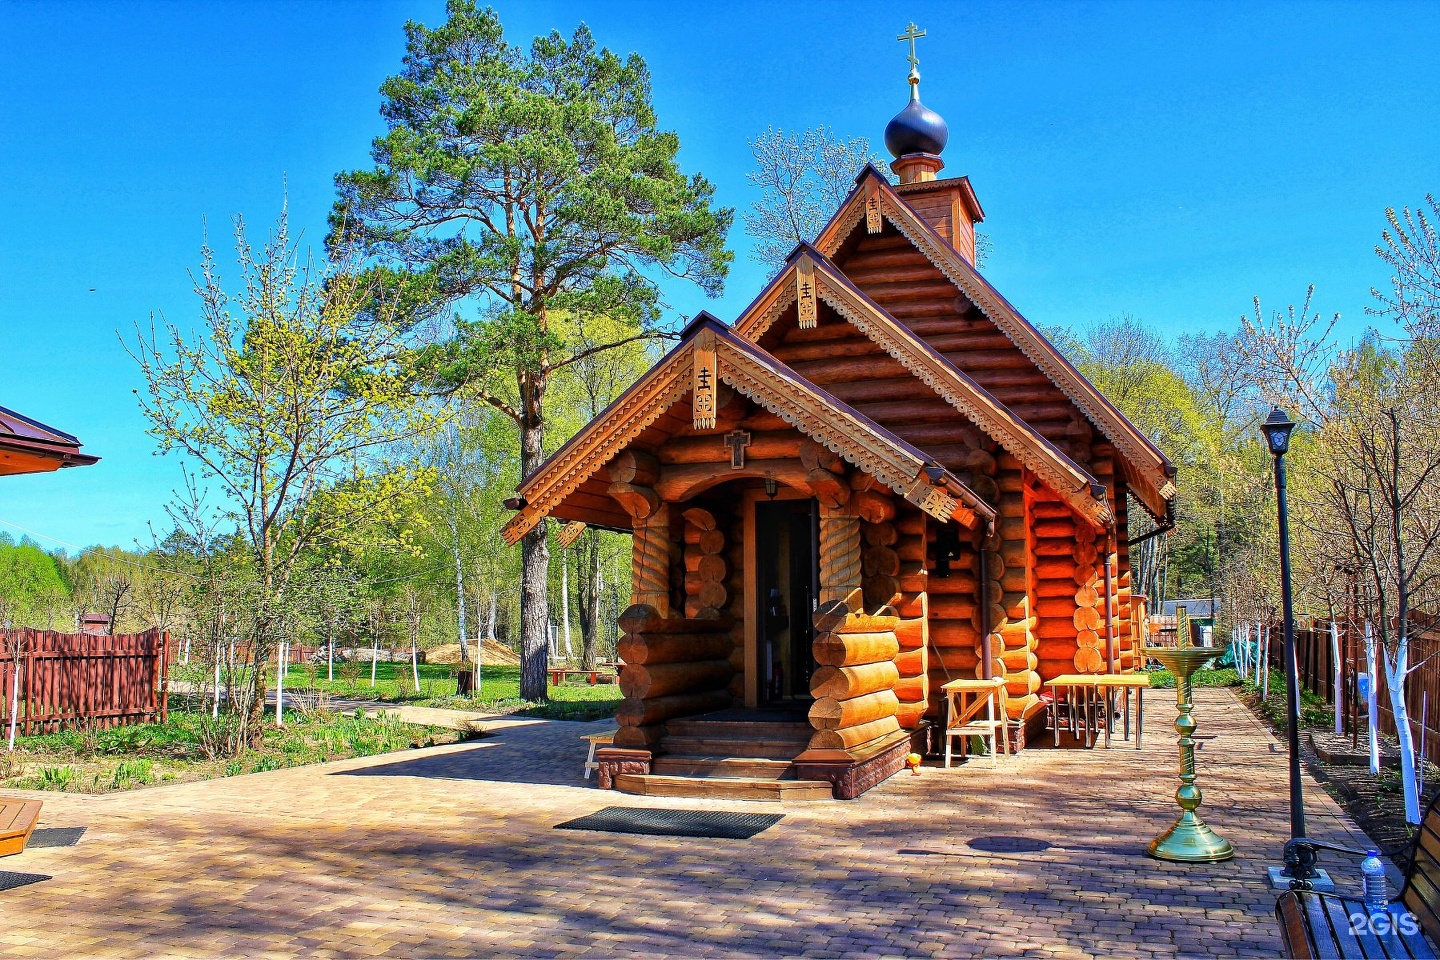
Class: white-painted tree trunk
371,636,379,687
1261,624,1271,701
183,635,191,666
1331,621,1344,735
1385,633,1422,824
485,594,497,642
327,634,334,683
276,641,286,727
548,622,557,660
212,648,222,719
411,638,420,693
7,661,19,751
1366,621,1380,775
561,552,573,662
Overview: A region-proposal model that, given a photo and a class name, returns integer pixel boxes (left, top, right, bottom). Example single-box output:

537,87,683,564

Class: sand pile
426,640,521,666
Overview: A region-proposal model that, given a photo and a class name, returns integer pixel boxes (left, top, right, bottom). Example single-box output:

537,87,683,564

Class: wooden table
1047,674,1103,747
941,677,1010,766
1094,673,1149,749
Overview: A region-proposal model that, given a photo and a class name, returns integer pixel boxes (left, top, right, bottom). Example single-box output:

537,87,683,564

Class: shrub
112,758,155,788
38,766,78,791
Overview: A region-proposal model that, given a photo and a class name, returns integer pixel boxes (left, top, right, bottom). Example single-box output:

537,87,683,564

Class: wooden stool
582,730,616,779
941,677,1010,766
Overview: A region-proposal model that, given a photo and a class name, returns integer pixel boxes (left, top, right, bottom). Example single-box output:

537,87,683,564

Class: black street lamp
1262,407,1324,886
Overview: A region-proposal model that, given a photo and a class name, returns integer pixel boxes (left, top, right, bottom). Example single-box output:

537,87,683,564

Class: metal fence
0,628,170,735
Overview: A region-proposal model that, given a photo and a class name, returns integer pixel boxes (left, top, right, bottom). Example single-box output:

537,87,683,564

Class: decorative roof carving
734,250,1113,527
503,318,991,544
813,168,1176,521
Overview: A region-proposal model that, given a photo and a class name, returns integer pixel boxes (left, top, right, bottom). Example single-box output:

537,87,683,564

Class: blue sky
2,0,1437,551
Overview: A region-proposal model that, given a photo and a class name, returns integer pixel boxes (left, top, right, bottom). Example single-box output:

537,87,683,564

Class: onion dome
885,71,949,158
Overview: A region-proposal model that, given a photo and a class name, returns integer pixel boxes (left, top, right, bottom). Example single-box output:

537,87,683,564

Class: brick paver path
0,690,1384,958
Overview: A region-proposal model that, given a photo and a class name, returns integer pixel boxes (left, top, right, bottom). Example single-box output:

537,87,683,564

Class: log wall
614,606,735,749
808,601,903,751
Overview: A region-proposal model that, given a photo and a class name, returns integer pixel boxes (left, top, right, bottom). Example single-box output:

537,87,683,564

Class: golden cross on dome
897,21,926,72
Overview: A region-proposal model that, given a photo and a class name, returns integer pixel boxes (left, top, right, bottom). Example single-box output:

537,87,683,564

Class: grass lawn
248,661,623,722
0,708,470,795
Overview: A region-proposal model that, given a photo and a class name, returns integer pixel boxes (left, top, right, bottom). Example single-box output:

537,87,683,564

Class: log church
503,30,1176,800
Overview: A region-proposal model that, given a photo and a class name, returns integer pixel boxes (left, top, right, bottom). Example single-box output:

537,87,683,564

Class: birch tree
128,210,435,748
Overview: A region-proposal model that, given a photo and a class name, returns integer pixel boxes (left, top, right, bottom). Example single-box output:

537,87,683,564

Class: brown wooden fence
0,628,169,735
1274,615,1440,762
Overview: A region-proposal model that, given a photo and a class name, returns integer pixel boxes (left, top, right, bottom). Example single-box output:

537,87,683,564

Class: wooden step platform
650,756,795,779
614,773,834,802
0,798,42,857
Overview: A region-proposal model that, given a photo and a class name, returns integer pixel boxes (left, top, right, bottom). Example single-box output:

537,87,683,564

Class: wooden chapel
503,44,1177,800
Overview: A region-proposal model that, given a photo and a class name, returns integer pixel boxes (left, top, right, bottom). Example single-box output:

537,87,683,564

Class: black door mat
0,872,50,892
556,806,783,839
27,827,85,848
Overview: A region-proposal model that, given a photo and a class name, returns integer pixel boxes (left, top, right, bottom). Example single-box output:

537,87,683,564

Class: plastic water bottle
1363,850,1388,915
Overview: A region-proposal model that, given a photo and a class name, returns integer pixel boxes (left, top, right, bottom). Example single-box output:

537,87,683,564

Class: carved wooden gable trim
813,169,1176,520
734,251,1113,528
504,320,991,544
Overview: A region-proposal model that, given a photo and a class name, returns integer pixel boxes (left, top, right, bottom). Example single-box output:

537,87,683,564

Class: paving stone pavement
0,690,1387,958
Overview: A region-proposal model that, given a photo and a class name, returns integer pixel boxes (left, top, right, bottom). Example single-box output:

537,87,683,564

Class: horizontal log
893,647,926,675
1005,672,1042,697
1001,648,1039,672
697,554,728,582
1006,693,1041,721
608,450,659,486
895,619,927,651
809,690,899,729
927,572,980,594
1074,647,1104,673
1033,620,1081,642
699,529,726,555
616,633,731,664
810,661,900,700
929,620,979,646
620,659,734,700
697,582,729,611
1073,607,1102,631
928,594,978,621
1038,657,1080,679
618,607,735,636
613,724,664,749
895,701,928,729
863,576,901,610
864,522,899,547
1034,540,1075,557
813,630,900,667
854,490,896,524
893,675,927,701
1033,558,1077,580
862,546,900,578
812,605,899,634
616,688,733,727
807,715,903,751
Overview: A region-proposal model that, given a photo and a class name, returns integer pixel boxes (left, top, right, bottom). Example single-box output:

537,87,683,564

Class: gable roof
502,316,994,546
732,244,1114,528
814,166,1177,521
0,405,100,477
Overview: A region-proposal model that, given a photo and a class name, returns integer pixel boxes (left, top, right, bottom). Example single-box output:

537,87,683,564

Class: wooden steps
0,798,42,857
615,709,833,800
650,756,795,779
614,773,834,802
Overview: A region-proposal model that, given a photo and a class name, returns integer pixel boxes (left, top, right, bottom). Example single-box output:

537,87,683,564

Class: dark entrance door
756,498,820,706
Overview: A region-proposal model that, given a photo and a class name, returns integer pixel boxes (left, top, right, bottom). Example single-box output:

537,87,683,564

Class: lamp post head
1262,407,1296,456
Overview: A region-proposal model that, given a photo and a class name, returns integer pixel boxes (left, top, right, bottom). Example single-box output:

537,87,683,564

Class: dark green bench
1276,795,1440,958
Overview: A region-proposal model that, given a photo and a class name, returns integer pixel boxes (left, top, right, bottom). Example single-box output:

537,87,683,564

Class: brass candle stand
1144,646,1234,863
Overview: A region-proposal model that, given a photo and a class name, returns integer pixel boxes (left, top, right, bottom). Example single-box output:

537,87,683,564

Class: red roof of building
0,405,100,476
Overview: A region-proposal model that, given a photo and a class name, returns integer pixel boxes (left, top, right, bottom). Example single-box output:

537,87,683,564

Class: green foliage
111,758,154,788
1146,667,1243,689
0,535,71,628
37,766,78,790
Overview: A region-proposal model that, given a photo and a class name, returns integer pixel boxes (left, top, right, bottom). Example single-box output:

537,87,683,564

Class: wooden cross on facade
724,430,752,469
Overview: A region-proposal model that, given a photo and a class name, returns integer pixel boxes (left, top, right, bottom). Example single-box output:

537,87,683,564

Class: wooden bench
0,797,42,857
549,668,617,686
1276,793,1440,958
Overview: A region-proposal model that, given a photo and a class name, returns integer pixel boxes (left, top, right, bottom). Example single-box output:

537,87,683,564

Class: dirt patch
426,640,520,666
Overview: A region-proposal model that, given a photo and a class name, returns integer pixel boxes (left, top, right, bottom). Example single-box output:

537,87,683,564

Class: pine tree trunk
518,407,550,700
